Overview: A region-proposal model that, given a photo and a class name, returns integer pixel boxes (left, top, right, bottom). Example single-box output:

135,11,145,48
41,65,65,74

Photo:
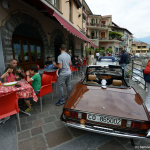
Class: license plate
87,113,122,126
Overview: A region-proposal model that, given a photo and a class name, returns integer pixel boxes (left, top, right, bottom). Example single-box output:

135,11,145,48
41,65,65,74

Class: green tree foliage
109,31,123,39
95,46,104,55
106,48,113,54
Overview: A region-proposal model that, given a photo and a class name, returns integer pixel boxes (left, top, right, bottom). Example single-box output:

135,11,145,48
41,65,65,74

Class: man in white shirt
96,52,100,61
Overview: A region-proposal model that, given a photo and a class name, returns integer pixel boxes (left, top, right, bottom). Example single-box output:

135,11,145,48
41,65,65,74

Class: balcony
89,36,98,40
99,37,108,40
86,23,110,30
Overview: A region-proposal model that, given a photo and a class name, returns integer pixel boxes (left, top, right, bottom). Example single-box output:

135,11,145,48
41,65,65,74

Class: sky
85,0,150,38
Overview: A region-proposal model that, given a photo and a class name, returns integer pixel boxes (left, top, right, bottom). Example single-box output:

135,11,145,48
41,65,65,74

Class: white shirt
96,53,100,56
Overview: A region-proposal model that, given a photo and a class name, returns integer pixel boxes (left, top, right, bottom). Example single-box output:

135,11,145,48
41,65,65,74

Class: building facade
111,22,133,53
82,0,132,54
131,41,149,56
0,0,97,72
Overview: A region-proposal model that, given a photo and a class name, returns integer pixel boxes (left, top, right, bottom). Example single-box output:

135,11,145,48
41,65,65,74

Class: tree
106,48,113,54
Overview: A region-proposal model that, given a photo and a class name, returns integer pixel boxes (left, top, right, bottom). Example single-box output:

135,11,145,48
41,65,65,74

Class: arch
91,19,95,24
68,34,75,56
1,11,48,66
50,28,66,61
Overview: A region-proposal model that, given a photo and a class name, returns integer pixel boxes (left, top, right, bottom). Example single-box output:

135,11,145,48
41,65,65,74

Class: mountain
134,36,150,45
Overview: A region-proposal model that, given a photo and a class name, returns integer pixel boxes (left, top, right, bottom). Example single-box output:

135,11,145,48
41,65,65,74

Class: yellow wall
60,0,82,30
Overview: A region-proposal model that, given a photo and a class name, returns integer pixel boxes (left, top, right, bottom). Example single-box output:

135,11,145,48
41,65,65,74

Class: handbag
143,70,150,82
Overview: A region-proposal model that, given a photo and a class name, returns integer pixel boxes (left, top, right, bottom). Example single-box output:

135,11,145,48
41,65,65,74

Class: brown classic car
61,65,150,139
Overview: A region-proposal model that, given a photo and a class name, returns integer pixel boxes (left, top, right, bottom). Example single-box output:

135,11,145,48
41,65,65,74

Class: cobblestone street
0,72,150,150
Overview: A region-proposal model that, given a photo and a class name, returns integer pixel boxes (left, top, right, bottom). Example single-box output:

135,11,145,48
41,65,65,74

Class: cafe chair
83,60,87,66
44,70,57,92
72,67,79,77
37,74,53,111
0,91,21,131
37,65,43,70
70,66,74,79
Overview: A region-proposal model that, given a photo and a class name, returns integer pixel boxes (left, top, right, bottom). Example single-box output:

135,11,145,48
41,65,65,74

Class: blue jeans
57,75,71,100
120,63,127,75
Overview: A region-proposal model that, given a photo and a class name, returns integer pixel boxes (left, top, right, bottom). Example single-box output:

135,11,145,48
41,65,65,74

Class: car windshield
83,65,127,88
87,65,122,76
98,57,115,62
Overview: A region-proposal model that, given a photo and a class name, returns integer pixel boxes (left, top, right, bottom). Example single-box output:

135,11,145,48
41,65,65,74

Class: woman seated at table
25,65,41,113
1,65,19,82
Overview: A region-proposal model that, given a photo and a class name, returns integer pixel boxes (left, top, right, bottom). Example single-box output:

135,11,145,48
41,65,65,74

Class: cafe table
0,79,38,116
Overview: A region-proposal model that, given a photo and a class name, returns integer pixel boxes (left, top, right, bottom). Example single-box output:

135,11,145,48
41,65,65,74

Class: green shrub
106,48,113,54
109,31,123,39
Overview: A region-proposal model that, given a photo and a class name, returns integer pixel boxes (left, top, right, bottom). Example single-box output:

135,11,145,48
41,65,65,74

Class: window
69,1,72,22
101,32,105,38
13,39,22,63
101,21,106,27
49,0,59,9
12,37,43,71
91,19,95,25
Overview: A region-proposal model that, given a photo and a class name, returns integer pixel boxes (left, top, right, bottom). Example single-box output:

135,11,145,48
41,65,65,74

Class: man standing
10,59,26,80
53,44,71,106
119,50,128,74
96,51,100,61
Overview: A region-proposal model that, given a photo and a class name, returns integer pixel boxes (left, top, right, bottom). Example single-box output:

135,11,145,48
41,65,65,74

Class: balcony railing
109,37,123,41
99,37,107,40
86,23,109,28
89,36,98,39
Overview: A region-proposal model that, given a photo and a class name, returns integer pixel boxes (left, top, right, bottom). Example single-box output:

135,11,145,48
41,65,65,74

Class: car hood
64,83,149,121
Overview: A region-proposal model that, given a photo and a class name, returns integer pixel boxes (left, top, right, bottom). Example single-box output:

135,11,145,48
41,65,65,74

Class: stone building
0,0,97,72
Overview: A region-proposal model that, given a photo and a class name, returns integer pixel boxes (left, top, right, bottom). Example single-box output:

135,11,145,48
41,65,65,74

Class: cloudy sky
85,0,150,38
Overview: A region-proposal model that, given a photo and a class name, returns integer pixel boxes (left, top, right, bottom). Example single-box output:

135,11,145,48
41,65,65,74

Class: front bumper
61,114,150,139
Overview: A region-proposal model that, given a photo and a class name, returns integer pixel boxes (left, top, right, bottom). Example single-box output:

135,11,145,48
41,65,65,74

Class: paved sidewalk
0,72,150,150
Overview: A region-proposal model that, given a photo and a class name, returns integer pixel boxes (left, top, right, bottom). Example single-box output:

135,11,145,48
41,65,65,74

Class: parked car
61,65,150,139
96,56,117,66
132,68,142,83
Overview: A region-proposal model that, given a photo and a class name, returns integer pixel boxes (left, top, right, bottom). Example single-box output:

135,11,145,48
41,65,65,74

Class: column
0,28,5,74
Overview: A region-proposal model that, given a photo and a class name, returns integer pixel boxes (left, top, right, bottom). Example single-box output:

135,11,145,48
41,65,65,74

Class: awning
40,0,98,48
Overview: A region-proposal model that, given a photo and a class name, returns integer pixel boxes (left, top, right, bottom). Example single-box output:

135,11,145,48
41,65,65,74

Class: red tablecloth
0,79,38,102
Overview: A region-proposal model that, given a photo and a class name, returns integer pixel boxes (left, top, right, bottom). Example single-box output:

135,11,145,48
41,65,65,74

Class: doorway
69,40,74,57
54,36,63,62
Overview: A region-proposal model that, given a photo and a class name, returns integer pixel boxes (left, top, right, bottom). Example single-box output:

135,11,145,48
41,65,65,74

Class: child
25,65,41,113
1,65,19,82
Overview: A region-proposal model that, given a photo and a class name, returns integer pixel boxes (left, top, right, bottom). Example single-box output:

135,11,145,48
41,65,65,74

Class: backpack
143,69,150,83
126,55,131,64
